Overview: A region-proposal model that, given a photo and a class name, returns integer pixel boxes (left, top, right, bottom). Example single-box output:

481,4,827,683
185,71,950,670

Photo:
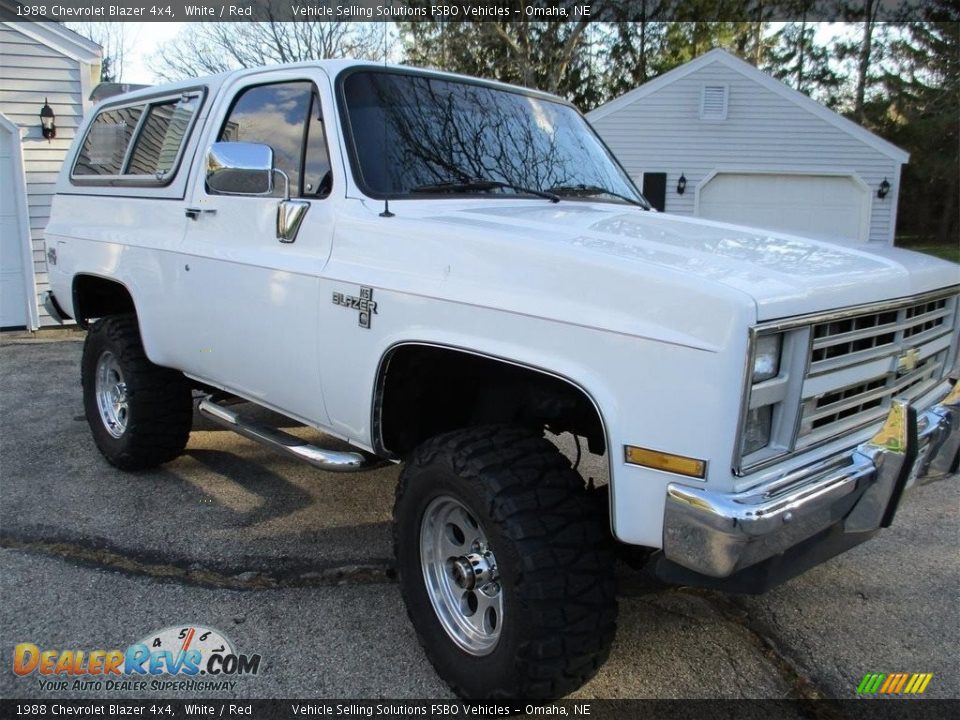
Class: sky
122,22,184,83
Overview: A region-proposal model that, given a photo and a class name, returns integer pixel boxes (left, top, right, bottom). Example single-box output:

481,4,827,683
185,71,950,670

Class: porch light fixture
877,178,890,199
677,173,687,195
40,99,56,140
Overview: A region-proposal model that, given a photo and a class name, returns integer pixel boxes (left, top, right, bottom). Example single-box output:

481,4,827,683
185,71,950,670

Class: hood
423,202,959,321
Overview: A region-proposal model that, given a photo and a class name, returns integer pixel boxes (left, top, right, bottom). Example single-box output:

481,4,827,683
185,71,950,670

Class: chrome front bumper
663,385,960,579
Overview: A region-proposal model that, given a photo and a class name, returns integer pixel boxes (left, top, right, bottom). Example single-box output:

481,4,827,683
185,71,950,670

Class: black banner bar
1,699,959,720
0,0,939,23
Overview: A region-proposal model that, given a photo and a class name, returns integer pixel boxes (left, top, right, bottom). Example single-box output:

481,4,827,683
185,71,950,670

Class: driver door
170,72,336,425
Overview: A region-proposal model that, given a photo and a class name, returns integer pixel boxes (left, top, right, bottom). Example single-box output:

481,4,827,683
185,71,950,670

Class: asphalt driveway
1,332,957,702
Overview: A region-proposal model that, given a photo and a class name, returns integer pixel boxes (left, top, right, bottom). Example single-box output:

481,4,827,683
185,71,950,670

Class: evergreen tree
870,4,959,244
599,3,669,100
766,16,842,105
832,0,891,121
655,21,764,75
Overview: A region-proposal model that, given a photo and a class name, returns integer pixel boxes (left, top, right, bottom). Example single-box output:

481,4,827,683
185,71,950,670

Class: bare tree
487,20,592,95
150,22,382,82
64,22,135,81
399,20,600,108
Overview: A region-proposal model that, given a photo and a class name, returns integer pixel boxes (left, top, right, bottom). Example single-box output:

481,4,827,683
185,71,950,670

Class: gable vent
700,85,728,121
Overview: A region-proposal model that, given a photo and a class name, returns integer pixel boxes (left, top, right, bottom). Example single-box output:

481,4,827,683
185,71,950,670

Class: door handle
185,207,216,220
277,199,309,243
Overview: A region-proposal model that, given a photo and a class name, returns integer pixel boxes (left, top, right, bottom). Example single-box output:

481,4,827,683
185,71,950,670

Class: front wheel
394,426,617,699
82,314,193,470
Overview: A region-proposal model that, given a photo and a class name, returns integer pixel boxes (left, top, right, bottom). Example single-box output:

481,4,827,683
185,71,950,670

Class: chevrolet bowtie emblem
897,348,920,373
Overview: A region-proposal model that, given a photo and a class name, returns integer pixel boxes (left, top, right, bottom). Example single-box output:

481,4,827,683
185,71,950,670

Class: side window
74,105,143,176
216,81,317,198
127,96,199,177
72,91,202,183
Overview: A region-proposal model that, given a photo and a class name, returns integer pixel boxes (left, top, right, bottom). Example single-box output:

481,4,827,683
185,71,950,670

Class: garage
697,171,871,242
0,115,32,329
587,49,910,246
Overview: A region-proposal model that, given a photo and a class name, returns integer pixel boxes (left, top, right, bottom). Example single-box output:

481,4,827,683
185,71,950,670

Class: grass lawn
895,238,960,264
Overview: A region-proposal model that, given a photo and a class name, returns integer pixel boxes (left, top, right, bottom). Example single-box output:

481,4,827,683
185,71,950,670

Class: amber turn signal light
624,446,707,479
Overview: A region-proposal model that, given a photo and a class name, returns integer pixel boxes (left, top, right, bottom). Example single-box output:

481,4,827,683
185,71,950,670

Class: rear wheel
394,426,617,699
82,314,193,470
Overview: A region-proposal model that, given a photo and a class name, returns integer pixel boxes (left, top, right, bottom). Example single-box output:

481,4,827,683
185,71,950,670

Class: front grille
808,298,950,372
797,294,957,449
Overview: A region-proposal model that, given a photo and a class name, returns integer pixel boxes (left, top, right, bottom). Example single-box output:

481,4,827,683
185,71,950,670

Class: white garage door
0,121,30,328
697,173,870,242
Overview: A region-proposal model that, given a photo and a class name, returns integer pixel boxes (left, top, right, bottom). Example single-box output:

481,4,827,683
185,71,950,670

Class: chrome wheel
420,495,503,656
95,351,128,438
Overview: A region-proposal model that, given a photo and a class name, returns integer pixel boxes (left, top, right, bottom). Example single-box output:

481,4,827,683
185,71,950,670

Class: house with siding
588,48,909,246
0,20,101,329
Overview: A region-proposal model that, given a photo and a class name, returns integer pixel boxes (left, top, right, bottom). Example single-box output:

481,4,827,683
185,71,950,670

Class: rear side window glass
126,96,199,177
73,105,143,176
72,90,203,184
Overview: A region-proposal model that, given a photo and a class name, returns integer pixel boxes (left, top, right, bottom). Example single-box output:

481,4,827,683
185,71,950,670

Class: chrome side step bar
198,397,369,472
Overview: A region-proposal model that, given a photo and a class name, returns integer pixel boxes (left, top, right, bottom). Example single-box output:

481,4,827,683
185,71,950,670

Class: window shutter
700,85,728,120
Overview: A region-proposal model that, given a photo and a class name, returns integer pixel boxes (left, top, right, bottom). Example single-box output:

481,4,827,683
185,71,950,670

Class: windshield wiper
548,184,648,208
410,179,559,203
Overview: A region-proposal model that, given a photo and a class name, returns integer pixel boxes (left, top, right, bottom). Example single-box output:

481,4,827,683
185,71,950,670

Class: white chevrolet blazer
44,60,960,699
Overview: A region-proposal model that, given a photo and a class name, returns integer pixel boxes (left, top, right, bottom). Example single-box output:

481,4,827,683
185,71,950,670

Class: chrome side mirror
206,142,274,195
205,141,308,243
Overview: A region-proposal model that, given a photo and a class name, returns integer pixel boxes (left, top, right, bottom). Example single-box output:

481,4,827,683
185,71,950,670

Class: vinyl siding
0,24,97,326
590,60,901,245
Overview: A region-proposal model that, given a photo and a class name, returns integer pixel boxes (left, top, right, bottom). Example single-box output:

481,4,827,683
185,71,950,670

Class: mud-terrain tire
394,426,617,699
81,314,193,470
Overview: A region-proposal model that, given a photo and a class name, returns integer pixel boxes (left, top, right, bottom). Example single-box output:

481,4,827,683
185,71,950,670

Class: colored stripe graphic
879,674,898,693
891,673,909,693
904,674,922,694
857,673,886,694
858,672,932,695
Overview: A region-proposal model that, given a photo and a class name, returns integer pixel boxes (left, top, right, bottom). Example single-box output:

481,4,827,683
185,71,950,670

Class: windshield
339,69,646,205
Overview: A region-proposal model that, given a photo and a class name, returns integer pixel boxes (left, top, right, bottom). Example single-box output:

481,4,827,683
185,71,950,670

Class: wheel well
72,275,135,328
374,345,606,459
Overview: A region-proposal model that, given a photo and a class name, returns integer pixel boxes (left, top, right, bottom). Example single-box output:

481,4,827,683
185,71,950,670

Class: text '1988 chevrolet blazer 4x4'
44,60,959,699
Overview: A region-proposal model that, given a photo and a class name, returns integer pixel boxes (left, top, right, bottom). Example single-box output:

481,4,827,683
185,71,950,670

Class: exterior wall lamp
877,178,890,199
40,98,56,140
677,173,687,195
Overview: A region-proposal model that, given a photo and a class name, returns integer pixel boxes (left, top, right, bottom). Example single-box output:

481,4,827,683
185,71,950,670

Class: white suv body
44,60,960,698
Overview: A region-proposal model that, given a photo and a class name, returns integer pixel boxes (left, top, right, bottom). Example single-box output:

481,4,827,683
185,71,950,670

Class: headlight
741,406,773,456
752,333,782,383
740,332,785,461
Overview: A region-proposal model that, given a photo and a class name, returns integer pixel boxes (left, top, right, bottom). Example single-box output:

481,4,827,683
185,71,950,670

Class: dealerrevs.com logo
13,625,261,693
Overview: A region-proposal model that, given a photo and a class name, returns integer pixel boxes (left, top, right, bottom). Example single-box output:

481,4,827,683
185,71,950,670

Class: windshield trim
334,65,649,208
